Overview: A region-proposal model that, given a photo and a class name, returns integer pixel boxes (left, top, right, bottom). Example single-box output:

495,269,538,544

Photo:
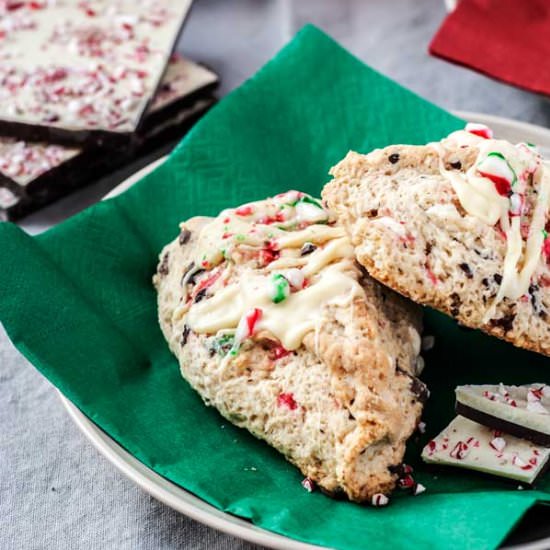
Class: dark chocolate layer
0,121,133,149
455,401,550,447
137,74,218,135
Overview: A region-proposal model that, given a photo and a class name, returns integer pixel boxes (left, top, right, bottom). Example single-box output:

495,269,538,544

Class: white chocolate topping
187,262,360,351
434,128,550,320
180,192,363,351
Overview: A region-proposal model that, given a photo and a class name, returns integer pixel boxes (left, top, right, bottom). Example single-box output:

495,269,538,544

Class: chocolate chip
179,228,191,246
300,242,317,256
410,377,430,403
459,262,473,279
494,273,503,285
194,288,207,303
367,208,379,218
158,252,169,276
388,153,400,164
450,292,461,316
481,278,489,288
489,313,516,333
180,325,190,347
529,284,539,310
425,242,433,255
388,464,409,477
181,261,205,287
450,160,462,170
348,412,356,421
181,262,195,285
395,366,430,403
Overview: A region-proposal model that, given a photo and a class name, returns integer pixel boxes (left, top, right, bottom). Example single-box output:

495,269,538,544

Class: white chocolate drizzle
181,192,362,351
433,129,550,321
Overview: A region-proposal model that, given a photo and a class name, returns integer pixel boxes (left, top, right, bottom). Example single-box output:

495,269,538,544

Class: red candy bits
277,393,298,410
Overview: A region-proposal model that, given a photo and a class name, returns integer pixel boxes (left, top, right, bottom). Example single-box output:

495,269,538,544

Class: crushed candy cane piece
301,477,315,493
269,273,290,304
371,493,389,507
490,437,506,452
283,268,305,290
477,152,516,197
450,441,471,460
465,122,494,139
397,475,415,490
277,392,298,411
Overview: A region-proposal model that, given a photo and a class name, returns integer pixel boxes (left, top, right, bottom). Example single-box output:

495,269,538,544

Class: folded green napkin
1,25,548,550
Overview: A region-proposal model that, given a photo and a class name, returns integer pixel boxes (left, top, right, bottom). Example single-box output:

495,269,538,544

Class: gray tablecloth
2,1,549,548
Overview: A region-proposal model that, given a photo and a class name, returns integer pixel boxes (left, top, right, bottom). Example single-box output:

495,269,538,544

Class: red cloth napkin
430,0,550,97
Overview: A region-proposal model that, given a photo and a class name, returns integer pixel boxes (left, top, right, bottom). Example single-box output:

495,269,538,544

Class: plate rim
59,110,550,550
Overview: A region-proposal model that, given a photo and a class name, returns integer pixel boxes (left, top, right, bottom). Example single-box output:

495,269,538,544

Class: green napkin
1,25,548,550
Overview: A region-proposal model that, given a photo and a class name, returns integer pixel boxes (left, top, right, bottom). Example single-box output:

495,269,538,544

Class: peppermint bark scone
323,124,550,356
153,192,426,503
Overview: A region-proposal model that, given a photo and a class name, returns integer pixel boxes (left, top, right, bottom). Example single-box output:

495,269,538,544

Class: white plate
59,111,550,550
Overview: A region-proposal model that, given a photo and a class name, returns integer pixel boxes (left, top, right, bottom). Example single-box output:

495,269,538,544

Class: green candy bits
270,273,290,304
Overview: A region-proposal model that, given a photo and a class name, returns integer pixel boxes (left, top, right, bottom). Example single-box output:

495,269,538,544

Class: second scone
323,125,550,356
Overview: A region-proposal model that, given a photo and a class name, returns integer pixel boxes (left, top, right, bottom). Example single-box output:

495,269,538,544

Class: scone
153,191,426,502
323,124,550,357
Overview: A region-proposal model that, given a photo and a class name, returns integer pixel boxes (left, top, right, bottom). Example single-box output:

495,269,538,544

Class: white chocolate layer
422,415,550,484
